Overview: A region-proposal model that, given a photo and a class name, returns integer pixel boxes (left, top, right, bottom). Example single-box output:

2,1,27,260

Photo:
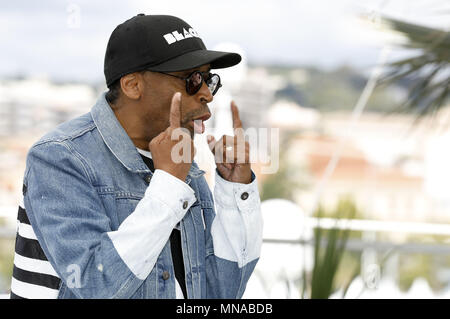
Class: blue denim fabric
22,93,258,299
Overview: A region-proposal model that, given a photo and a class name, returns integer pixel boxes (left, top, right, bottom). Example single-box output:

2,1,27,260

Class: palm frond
379,16,450,119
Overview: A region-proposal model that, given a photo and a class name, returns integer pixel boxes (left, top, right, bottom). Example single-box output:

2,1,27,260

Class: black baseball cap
104,14,242,88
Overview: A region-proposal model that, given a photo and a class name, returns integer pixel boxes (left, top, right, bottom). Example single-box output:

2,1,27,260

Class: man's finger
169,92,182,128
231,101,242,130
207,135,216,154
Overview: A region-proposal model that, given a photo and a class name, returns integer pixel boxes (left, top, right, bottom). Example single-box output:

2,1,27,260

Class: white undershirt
136,147,185,299
136,147,152,159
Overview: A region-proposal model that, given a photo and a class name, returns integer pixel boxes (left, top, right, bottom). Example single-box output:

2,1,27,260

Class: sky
1,0,449,84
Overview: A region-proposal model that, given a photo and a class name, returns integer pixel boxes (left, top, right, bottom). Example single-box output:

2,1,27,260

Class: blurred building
0,77,96,136
266,100,321,131
0,77,96,219
284,108,450,225
290,133,427,221
231,67,282,129
208,67,283,131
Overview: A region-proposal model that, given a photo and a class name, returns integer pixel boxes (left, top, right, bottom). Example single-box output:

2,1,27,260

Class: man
10,14,263,299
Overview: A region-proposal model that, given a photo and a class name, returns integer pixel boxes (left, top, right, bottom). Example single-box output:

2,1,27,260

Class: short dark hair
105,80,121,105
105,70,149,106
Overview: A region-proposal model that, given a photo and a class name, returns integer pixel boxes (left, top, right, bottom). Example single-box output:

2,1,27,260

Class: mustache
180,106,210,125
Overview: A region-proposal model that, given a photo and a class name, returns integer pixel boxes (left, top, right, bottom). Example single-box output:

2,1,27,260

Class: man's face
139,64,213,138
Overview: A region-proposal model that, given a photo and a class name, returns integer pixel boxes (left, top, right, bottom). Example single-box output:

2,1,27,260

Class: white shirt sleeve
211,170,263,268
107,169,196,280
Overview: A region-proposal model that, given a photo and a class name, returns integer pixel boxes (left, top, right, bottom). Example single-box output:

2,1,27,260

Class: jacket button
144,175,152,183
182,201,188,209
241,192,249,200
162,271,170,280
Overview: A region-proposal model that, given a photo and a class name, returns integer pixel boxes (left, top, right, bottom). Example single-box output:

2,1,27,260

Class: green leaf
378,16,450,121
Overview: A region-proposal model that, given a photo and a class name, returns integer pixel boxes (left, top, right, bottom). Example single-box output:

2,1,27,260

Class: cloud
1,0,447,82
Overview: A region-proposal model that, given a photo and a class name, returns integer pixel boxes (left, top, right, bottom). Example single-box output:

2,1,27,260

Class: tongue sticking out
193,119,205,134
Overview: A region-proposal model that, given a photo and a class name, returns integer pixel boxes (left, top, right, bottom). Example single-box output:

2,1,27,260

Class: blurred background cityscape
0,0,449,298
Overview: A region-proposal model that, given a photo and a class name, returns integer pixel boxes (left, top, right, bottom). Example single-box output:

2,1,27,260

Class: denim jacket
20,93,263,299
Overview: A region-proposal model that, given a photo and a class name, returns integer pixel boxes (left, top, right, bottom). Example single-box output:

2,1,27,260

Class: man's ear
120,72,145,100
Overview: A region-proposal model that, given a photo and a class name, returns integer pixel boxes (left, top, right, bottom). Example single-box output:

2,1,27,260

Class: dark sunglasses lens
185,72,221,96
186,71,203,95
207,74,220,96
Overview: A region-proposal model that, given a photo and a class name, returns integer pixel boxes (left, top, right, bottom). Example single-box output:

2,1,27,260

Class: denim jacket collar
91,93,205,178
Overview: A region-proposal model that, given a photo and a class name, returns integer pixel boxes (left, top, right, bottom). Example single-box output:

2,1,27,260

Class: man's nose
197,81,213,103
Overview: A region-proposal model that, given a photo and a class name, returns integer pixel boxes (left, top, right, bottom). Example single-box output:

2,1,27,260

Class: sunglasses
155,70,222,96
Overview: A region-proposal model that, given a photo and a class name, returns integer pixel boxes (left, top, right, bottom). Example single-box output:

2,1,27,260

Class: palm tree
379,16,449,121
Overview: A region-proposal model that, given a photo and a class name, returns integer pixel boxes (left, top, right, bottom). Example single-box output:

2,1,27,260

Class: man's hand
149,92,194,182
207,101,252,184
